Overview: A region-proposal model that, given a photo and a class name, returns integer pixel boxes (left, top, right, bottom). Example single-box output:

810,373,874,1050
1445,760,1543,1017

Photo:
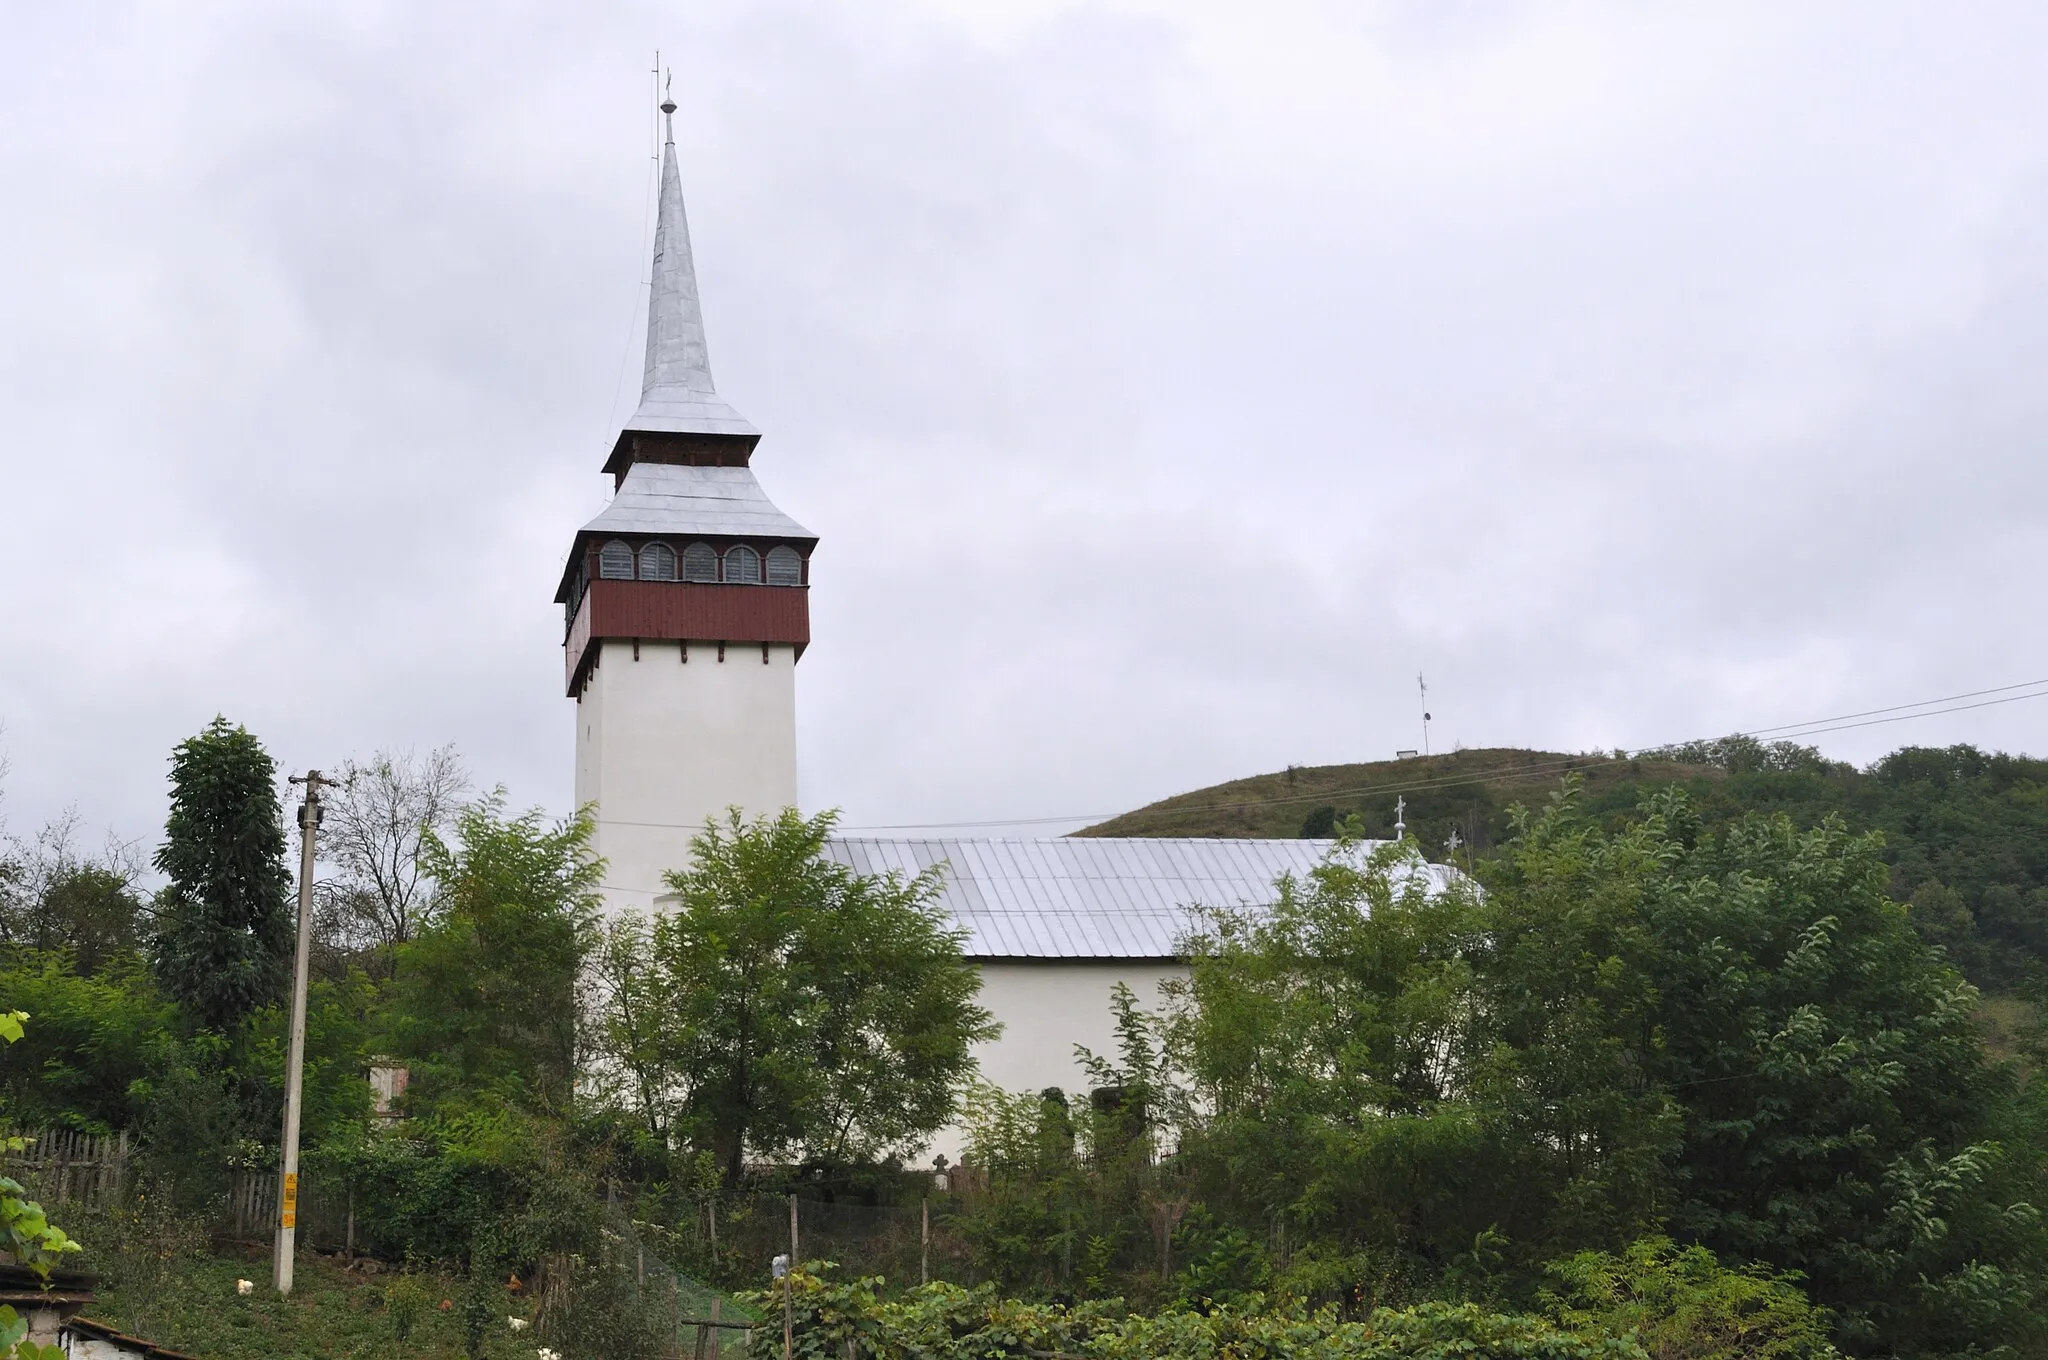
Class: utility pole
275,769,332,1295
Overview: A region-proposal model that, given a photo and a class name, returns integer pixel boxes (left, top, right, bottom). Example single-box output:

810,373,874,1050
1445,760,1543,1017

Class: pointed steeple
625,80,758,441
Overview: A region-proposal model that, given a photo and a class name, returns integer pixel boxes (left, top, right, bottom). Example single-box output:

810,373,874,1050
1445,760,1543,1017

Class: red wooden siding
565,579,809,694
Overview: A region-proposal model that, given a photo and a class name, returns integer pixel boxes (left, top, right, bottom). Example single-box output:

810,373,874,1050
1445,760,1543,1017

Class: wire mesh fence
597,1201,761,1360
0,1131,969,1290
627,1184,992,1294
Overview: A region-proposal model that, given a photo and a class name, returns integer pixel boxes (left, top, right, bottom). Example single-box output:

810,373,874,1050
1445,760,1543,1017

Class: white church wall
575,637,799,909
925,959,1189,1167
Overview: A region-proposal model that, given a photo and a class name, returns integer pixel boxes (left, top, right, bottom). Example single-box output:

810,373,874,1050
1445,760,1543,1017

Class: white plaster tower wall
576,639,798,907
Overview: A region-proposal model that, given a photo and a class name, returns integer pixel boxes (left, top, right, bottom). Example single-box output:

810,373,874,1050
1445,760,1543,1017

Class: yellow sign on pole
282,1172,299,1228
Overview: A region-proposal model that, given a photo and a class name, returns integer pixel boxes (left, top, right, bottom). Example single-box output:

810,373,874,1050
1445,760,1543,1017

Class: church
556,92,1436,1155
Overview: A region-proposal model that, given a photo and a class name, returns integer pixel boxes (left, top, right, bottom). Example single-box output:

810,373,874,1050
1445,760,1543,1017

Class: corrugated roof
822,837,1458,959
580,463,814,540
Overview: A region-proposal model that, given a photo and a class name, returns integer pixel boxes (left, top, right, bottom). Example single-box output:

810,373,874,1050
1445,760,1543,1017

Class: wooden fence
2,1128,131,1207
3,1130,360,1250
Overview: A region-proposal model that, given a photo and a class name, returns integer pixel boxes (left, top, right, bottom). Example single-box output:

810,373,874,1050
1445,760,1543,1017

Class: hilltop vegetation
1081,738,2048,995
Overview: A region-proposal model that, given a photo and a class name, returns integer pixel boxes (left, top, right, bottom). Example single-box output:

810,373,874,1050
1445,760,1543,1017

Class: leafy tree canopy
378,793,601,1119
150,717,292,1032
598,807,997,1186
1060,786,2048,1356
1100,741,2048,996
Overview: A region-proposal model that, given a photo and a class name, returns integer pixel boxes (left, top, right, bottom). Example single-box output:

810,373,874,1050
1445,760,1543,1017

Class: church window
638,542,676,581
681,542,719,582
766,546,802,586
598,540,635,580
723,545,761,584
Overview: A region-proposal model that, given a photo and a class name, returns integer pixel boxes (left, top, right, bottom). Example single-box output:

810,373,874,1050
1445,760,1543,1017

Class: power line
1741,677,2048,737
599,55,663,458
828,677,2048,833
1751,689,2048,741
584,676,2048,837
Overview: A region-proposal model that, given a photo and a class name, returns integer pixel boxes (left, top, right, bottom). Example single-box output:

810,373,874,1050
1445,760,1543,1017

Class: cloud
2,0,2045,853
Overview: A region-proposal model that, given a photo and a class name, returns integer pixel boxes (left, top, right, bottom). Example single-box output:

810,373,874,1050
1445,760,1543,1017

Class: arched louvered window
638,542,676,581
681,542,719,582
766,545,803,586
723,545,761,585
598,540,635,580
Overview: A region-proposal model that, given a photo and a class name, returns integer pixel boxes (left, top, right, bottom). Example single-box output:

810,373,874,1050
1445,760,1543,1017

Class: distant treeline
1094,737,2048,995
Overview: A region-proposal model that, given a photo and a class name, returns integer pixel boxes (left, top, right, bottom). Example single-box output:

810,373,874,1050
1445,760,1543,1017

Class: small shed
60,1315,200,1358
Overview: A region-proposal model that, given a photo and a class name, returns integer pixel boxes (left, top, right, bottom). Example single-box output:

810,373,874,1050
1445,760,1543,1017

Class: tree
150,718,293,1032
33,867,143,975
378,793,602,1117
317,746,468,977
1571,743,2048,992
1126,786,2048,1353
0,952,171,1131
1158,839,1551,1300
598,808,996,1185
0,811,145,974
1476,785,2048,1355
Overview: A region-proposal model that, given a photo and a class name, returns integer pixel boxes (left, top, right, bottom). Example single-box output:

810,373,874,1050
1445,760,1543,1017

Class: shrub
384,1273,429,1342
1543,1238,1838,1360
741,1265,1646,1360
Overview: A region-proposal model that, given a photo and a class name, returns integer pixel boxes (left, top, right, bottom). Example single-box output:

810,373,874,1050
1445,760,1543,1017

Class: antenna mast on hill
1419,674,1432,757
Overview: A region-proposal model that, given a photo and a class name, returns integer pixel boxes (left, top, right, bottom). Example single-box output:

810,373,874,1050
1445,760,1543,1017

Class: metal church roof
823,837,1459,960
579,463,815,541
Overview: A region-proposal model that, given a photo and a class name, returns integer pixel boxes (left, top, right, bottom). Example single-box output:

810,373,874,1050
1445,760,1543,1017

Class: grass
1978,994,2041,1072
1076,746,1695,840
82,1245,536,1360
73,1232,760,1360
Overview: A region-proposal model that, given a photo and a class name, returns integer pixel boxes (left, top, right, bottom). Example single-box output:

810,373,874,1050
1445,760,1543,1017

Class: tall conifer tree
151,717,293,1031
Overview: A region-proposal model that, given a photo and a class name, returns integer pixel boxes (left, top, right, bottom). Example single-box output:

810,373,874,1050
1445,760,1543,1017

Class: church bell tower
557,87,814,909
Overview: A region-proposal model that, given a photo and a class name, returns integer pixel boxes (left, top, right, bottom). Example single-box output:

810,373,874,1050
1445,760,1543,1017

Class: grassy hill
1080,739,2048,998
1076,746,1699,847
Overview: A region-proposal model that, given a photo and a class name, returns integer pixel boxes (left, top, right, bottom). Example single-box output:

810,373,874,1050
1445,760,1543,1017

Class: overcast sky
4,1,2047,856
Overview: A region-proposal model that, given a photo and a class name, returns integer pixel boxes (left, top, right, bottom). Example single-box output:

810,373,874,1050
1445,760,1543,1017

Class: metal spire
626,71,758,439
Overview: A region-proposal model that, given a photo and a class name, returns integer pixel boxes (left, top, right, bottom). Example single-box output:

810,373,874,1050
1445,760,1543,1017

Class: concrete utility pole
276,769,332,1295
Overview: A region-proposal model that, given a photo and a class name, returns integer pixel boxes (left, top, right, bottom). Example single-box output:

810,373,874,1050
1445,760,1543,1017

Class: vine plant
0,1010,81,1360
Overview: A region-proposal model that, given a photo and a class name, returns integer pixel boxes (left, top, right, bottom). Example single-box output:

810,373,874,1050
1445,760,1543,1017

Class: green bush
385,1272,430,1342
0,952,170,1131
1543,1238,1839,1360
741,1266,1646,1360
306,1100,601,1267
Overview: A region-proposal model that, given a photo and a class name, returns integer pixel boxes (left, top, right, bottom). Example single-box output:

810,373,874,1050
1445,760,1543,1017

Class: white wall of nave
927,960,1188,1166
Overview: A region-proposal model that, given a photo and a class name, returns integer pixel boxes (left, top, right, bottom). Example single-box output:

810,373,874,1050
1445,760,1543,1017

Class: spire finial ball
660,96,676,115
